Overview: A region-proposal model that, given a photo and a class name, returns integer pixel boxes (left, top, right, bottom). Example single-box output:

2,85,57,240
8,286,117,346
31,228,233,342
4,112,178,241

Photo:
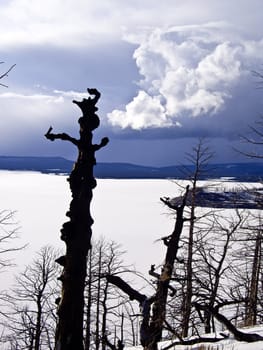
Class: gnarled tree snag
106,186,190,350
45,88,108,350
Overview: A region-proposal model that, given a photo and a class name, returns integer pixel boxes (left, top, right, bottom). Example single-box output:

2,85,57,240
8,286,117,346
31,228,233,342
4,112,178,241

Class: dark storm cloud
3,42,139,105
1,1,263,165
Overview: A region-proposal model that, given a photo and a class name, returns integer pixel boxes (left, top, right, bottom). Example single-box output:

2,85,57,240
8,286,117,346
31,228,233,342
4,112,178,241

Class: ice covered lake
0,170,260,288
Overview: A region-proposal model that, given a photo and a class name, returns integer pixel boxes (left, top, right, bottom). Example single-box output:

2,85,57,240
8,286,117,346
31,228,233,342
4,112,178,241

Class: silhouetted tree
245,222,262,326
83,238,138,350
106,186,190,350
193,209,246,333
2,246,60,349
179,138,214,337
229,213,263,327
45,88,108,350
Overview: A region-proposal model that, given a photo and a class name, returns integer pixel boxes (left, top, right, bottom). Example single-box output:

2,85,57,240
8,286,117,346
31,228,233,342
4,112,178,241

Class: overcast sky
1,0,263,166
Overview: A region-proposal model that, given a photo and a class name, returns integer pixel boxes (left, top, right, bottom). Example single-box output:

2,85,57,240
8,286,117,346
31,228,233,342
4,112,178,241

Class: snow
0,171,182,284
0,171,262,349
0,171,260,284
126,326,263,349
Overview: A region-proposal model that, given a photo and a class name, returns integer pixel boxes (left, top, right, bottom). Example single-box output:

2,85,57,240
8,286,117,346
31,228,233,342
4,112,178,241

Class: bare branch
104,274,147,304
193,302,263,342
0,63,16,87
44,126,78,146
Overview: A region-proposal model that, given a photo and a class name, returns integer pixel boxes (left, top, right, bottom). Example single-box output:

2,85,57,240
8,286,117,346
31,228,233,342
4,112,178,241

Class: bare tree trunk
45,89,108,350
181,197,194,337
34,295,42,350
106,187,189,350
245,231,261,326
84,250,93,350
144,190,189,350
181,138,214,337
101,281,108,350
95,247,102,350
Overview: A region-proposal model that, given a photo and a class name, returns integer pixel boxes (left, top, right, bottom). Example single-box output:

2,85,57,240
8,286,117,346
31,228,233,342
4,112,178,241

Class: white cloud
0,90,82,142
0,0,122,48
107,24,263,129
0,88,107,158
1,0,263,49
53,90,88,100
108,90,173,130
0,88,108,136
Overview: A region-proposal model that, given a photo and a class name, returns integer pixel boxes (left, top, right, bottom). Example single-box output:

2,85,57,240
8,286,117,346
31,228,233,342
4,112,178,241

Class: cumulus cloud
109,90,175,129
107,24,263,130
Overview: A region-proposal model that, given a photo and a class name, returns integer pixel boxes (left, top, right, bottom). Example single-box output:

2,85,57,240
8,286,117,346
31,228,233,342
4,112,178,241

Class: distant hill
0,156,261,181
0,156,73,173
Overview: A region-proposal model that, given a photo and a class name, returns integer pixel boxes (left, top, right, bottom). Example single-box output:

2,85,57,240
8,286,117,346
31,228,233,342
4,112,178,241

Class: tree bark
245,231,261,326
181,189,195,337
84,250,93,350
45,88,108,350
95,247,102,350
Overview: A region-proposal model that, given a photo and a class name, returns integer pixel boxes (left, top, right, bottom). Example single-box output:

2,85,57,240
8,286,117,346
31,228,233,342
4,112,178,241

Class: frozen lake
0,171,182,286
0,171,260,288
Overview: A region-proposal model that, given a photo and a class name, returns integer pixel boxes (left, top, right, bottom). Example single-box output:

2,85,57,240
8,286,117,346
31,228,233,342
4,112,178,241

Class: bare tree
0,209,26,339
83,238,139,350
0,210,26,274
229,213,263,327
2,245,60,350
193,209,247,333
179,138,214,337
106,186,190,350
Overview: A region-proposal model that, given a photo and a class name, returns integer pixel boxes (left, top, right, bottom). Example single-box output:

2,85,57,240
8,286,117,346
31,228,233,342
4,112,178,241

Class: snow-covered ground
127,325,263,349
164,324,263,349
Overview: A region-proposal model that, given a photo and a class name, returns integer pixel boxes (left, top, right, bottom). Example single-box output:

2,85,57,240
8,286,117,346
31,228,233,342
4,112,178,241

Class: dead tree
180,138,214,337
106,186,190,350
2,246,60,350
245,228,262,326
45,88,108,350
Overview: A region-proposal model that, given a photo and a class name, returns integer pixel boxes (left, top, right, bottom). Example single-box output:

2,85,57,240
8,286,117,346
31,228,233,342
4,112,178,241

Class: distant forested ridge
0,156,261,181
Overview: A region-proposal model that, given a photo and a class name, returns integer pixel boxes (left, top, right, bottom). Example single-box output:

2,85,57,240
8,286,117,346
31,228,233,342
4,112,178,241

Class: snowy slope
127,325,263,349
